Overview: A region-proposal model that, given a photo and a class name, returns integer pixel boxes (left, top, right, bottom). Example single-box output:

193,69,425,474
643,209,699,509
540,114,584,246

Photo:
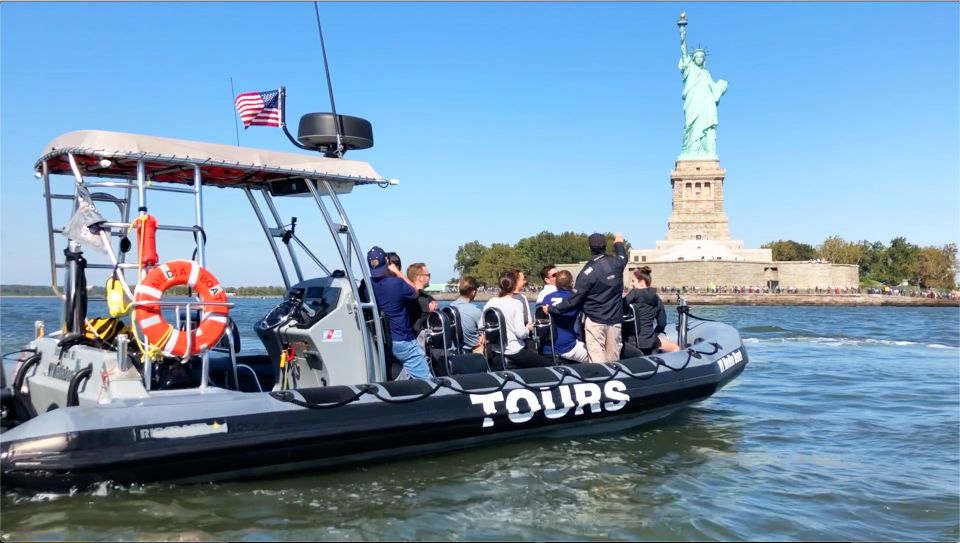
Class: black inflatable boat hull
1,322,746,492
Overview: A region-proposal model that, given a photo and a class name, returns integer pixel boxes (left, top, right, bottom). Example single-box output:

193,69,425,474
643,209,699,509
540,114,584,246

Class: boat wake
743,336,958,350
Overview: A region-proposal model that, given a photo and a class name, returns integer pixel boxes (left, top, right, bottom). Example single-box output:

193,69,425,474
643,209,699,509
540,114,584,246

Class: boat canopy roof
36,130,387,188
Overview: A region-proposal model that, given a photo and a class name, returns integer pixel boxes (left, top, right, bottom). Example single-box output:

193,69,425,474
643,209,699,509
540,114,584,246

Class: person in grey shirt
451,276,484,353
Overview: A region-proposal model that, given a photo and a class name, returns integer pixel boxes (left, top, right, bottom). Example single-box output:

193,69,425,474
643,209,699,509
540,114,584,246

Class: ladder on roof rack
39,153,239,393
41,154,210,311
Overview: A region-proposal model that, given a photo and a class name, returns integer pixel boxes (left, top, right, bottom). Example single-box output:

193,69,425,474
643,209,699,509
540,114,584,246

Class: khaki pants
584,318,622,363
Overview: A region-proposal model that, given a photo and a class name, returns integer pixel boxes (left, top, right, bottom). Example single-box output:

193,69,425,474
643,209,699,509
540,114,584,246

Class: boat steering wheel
258,298,303,330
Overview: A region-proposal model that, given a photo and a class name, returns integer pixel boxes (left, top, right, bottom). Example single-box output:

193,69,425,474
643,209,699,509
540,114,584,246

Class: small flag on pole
234,89,281,128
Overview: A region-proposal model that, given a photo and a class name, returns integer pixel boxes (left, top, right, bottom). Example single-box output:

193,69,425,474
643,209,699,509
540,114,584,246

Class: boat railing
127,299,235,392
43,154,209,308
41,145,388,384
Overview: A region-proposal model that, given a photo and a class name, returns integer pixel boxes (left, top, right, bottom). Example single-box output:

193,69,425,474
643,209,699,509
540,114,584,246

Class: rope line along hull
1,321,747,492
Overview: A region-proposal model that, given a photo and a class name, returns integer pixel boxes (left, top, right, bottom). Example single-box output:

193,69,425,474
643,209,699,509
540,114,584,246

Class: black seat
423,312,452,376
622,303,639,349
621,302,658,357
374,312,404,380
440,306,465,355
481,307,508,371
533,305,558,364
176,308,203,331
447,353,490,375
426,310,489,376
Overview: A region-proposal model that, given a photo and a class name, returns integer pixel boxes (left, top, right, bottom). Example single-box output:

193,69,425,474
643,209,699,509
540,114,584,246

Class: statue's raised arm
678,12,689,62
676,12,727,161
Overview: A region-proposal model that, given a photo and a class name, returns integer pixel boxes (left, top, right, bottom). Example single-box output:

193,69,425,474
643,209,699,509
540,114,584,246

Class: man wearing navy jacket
545,232,626,363
367,246,433,379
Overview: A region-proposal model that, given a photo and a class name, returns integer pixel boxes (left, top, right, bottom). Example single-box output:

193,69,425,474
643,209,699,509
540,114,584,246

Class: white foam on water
91,480,112,497
741,336,958,350
28,492,64,502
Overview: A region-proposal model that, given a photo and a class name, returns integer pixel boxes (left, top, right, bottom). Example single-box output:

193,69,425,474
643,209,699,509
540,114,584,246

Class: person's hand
428,300,438,312
387,263,400,277
614,232,624,243
526,322,534,332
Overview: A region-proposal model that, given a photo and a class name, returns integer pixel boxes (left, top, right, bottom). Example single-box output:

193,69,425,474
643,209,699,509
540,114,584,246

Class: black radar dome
297,113,373,154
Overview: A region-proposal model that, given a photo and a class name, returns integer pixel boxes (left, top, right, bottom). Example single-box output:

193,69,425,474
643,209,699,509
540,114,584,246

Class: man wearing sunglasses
406,262,438,336
535,264,558,305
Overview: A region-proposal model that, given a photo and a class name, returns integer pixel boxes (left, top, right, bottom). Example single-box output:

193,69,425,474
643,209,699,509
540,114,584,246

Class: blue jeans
391,339,433,380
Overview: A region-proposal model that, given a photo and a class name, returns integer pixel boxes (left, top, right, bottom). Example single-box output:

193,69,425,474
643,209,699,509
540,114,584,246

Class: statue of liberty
677,13,728,160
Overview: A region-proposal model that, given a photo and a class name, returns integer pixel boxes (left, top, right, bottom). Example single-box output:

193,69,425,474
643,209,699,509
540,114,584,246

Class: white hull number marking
470,380,630,428
717,349,743,373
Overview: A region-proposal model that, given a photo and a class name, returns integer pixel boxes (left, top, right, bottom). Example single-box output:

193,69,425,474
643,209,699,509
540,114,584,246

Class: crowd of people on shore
654,285,958,298
363,233,680,380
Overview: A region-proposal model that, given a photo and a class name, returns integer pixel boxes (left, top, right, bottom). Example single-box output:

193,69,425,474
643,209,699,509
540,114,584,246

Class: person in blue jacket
538,270,589,363
366,246,432,379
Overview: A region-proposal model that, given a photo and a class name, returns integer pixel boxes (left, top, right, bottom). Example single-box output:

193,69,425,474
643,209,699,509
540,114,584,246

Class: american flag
234,89,281,128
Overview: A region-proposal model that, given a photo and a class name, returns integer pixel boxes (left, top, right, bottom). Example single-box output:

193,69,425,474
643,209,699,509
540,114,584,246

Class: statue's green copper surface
677,12,728,160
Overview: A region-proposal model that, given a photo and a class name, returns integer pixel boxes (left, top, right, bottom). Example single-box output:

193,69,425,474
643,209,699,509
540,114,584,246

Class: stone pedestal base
666,159,730,241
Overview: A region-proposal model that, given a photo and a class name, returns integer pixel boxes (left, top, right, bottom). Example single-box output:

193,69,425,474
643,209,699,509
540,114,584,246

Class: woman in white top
482,270,553,369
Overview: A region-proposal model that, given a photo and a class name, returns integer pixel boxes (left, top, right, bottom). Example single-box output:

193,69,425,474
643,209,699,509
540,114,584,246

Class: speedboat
0,113,748,492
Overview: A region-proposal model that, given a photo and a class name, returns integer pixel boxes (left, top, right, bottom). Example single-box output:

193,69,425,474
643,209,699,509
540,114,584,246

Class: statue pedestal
665,159,730,241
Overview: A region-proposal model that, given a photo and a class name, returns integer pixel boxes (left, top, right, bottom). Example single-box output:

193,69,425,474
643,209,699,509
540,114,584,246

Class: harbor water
1,298,957,541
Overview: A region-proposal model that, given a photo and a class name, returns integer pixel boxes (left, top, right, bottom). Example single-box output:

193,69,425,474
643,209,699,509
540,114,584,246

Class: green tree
818,235,862,265
885,236,919,285
472,243,528,287
911,244,957,289
513,231,631,284
454,241,489,277
856,240,888,281
763,240,817,261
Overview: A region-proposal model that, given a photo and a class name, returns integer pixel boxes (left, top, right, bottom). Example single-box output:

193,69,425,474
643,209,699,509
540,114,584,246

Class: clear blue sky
2,2,958,287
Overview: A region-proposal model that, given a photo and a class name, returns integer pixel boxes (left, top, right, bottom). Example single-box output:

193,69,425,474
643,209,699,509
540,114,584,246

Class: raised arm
388,263,419,296
679,20,688,61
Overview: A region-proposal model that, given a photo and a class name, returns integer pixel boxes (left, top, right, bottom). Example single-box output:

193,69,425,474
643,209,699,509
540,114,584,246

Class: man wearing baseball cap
545,232,627,363
366,246,433,379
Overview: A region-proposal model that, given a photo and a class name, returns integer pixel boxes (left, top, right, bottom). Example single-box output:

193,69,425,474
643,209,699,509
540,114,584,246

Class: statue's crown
693,46,708,57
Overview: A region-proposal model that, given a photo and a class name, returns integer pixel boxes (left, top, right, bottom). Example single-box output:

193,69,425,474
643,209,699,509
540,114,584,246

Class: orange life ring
133,259,230,357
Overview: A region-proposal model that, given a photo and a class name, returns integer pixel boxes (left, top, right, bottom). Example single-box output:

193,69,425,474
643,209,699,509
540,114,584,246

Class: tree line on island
763,237,957,290
454,231,631,288
454,232,956,290
1,233,955,296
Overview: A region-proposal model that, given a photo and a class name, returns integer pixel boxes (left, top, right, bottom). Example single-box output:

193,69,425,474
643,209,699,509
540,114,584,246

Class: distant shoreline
431,291,959,307
2,293,954,307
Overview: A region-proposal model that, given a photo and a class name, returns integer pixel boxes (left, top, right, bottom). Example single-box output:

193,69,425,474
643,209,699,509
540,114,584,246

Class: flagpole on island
229,76,240,146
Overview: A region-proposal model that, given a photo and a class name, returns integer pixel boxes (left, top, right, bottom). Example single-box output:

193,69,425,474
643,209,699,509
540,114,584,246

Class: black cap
588,233,606,249
367,246,389,278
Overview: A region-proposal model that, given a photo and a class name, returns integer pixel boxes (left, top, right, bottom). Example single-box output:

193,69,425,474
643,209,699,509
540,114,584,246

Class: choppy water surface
0,298,957,541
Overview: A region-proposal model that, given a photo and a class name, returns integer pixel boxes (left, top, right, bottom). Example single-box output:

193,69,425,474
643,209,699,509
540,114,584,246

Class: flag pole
229,77,240,146
279,87,312,151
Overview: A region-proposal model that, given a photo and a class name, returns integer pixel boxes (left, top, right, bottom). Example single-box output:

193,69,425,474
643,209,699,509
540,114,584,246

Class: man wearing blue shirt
367,246,433,379
539,270,589,363
451,276,484,353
